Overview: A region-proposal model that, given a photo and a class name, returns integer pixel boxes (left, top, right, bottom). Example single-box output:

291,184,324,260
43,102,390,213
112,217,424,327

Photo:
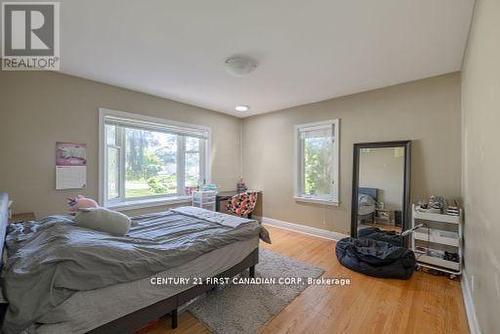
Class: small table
9,212,36,224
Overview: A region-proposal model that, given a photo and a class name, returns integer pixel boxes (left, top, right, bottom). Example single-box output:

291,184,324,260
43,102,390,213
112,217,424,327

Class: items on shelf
446,199,460,216
411,203,463,278
201,183,218,192
444,251,460,263
416,195,460,216
186,183,218,195
414,246,460,264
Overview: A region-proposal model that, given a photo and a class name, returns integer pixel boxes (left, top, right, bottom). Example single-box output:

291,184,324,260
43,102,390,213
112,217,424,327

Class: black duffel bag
336,237,416,279
358,227,404,247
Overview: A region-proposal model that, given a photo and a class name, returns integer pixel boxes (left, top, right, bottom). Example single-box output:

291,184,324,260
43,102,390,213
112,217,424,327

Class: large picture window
99,109,210,209
295,119,339,205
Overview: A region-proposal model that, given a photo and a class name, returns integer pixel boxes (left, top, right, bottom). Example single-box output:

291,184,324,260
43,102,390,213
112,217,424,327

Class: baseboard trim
461,271,481,334
259,216,348,241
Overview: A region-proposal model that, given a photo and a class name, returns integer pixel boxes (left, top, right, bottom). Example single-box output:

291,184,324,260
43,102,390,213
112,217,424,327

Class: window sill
294,196,339,206
106,196,192,211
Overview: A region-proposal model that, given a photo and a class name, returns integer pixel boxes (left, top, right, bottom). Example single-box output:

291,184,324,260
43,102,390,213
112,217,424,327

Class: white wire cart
411,204,463,279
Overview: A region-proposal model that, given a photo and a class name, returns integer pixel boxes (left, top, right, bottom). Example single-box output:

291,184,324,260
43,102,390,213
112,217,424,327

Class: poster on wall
55,142,87,190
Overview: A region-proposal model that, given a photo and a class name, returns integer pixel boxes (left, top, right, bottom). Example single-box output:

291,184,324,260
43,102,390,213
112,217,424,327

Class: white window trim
294,119,340,206
98,108,212,211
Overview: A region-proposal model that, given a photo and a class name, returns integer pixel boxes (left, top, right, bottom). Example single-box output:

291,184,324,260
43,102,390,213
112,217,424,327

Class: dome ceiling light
224,56,258,77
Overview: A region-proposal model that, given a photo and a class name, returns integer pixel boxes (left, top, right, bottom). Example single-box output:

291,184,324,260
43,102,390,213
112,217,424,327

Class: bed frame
0,193,259,333
89,249,258,333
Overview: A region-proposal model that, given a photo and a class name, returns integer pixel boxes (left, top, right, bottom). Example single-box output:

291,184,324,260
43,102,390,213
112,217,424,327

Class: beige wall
0,72,463,234
359,147,404,210
243,73,462,234
0,72,242,217
461,0,500,332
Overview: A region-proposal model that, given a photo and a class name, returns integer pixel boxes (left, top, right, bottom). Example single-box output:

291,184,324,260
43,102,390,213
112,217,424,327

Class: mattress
34,237,259,334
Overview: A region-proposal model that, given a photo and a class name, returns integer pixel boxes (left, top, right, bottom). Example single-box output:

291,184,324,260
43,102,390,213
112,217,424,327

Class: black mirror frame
350,140,412,245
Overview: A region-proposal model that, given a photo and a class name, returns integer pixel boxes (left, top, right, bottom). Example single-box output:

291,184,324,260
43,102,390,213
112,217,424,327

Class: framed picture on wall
56,142,87,166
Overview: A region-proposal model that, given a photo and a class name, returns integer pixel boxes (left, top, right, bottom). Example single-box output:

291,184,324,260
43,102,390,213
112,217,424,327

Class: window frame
98,108,211,210
294,119,340,206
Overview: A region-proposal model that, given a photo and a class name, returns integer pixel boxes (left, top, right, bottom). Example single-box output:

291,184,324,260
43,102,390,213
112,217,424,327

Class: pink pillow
67,195,99,213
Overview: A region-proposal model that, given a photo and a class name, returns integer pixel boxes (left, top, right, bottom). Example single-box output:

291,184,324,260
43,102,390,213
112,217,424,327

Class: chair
226,191,258,218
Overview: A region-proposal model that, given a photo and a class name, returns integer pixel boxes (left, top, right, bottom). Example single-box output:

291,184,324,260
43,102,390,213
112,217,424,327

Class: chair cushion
226,192,258,216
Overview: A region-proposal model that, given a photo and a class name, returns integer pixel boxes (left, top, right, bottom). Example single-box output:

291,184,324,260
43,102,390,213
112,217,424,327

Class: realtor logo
1,2,60,70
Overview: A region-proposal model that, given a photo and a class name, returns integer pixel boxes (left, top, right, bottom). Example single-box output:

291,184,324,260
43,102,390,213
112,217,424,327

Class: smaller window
294,119,339,205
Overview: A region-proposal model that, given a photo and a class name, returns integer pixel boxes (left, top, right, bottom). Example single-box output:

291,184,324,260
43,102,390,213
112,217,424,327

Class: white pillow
74,207,131,236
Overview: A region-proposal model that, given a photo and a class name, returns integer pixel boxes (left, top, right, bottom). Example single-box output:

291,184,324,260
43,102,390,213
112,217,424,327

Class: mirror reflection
357,146,405,235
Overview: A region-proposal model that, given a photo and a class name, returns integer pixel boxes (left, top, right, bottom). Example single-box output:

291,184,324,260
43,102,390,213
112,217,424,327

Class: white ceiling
57,0,474,117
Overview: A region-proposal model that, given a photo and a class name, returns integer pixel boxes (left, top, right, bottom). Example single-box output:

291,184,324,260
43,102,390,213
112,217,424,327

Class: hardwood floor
145,225,469,334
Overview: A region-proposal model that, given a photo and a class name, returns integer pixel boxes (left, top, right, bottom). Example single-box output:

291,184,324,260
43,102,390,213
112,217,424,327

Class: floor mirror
351,141,411,243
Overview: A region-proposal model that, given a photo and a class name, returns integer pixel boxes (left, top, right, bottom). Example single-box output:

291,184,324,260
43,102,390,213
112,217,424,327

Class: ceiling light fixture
224,56,258,77
235,105,250,112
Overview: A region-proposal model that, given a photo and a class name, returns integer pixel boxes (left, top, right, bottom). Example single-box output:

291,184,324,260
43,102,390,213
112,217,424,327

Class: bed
0,194,265,334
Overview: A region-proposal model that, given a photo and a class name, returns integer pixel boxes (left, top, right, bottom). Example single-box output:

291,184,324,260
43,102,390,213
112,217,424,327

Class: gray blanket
1,209,263,334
